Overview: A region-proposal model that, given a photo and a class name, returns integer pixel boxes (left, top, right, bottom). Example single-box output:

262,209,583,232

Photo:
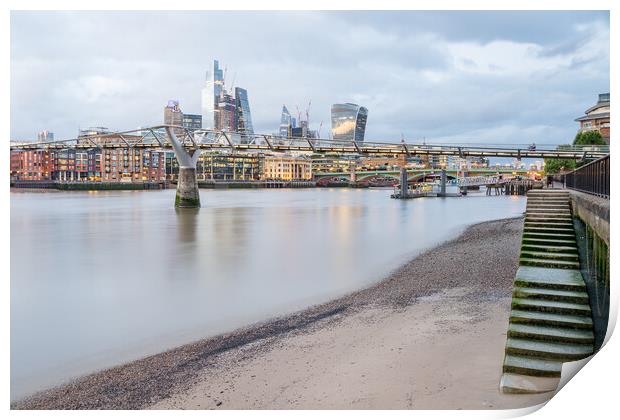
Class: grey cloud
10,11,609,147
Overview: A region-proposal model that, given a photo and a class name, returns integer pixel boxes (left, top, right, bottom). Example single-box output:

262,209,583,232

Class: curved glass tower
234,87,254,136
331,103,368,143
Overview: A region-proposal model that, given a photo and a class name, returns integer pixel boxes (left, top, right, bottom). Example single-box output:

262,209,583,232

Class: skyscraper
201,60,224,129
331,103,368,143
37,130,54,142
217,92,236,131
164,100,184,135
235,87,254,137
279,105,292,137
182,114,202,132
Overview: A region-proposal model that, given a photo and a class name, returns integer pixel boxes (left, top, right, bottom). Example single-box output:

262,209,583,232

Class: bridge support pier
165,127,202,208
399,167,408,198
439,169,447,197
176,167,201,208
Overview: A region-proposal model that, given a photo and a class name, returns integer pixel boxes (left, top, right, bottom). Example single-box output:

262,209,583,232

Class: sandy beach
13,216,555,410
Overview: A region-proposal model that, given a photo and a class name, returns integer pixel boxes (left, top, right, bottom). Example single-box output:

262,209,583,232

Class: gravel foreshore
13,216,525,410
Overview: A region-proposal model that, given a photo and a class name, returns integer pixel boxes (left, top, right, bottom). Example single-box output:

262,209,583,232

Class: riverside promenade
14,217,553,410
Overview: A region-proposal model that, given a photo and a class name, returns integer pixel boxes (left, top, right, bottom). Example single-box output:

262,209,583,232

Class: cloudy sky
11,11,609,145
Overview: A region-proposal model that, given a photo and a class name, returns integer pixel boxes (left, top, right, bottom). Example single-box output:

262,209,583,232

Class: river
10,188,525,399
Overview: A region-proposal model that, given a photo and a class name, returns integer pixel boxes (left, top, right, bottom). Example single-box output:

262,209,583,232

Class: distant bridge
10,125,609,208
314,168,531,183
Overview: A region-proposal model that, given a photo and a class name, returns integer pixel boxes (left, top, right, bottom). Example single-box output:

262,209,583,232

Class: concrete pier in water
165,127,202,208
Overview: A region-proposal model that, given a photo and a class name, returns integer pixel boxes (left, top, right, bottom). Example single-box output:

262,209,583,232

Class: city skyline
11,11,609,144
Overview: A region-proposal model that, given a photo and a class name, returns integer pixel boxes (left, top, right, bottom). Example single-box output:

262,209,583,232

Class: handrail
565,155,609,199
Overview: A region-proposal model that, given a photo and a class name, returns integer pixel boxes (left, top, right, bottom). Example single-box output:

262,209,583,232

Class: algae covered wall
570,191,610,351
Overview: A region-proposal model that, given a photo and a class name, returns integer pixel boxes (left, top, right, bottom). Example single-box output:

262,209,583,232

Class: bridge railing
565,155,610,199
9,125,611,159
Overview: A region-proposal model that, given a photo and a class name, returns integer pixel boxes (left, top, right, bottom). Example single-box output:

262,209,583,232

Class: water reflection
175,207,200,244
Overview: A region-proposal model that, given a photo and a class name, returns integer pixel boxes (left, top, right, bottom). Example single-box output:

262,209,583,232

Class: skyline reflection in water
11,188,525,399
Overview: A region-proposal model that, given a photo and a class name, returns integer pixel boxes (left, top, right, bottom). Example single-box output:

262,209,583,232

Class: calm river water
11,188,525,399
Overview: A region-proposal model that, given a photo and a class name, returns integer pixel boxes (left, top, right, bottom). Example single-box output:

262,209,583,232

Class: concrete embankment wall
568,190,609,246
568,190,610,350
11,181,167,191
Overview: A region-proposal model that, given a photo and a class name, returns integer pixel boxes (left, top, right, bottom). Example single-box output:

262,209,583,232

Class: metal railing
565,155,609,198
9,124,611,160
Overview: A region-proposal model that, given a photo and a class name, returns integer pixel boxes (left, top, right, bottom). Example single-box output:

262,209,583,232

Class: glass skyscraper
201,60,224,129
330,103,368,143
234,87,254,136
279,105,292,137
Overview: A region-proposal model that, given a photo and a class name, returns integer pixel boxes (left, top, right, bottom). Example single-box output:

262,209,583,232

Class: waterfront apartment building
10,150,53,180
10,147,166,182
311,155,359,173
575,92,610,143
358,155,407,170
96,148,165,182
262,155,312,181
331,103,368,143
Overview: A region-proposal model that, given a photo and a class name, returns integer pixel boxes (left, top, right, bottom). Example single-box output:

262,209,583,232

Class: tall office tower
201,60,225,129
164,100,183,126
217,92,236,131
331,103,368,143
279,105,292,137
37,130,54,142
234,87,254,137
182,114,202,132
164,100,184,135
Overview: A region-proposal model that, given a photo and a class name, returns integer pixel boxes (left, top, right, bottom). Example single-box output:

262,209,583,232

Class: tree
544,131,605,174
573,130,606,145
544,157,576,174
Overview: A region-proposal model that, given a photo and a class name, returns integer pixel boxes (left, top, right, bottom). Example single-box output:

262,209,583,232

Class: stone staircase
500,190,595,394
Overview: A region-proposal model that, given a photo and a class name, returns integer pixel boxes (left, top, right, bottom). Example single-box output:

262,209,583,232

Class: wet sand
13,216,554,410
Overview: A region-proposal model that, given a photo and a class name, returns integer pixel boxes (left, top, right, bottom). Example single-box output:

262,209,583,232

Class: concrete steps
508,324,594,344
521,244,578,254
505,338,593,361
520,250,579,262
503,354,562,377
500,373,560,394
512,287,588,304
519,257,580,269
510,310,593,329
512,298,591,316
525,213,573,220
524,221,574,228
521,237,577,247
514,267,585,291
501,190,594,394
523,226,575,234
522,232,575,240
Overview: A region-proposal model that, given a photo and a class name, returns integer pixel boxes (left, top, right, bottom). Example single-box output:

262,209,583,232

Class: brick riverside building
10,148,166,182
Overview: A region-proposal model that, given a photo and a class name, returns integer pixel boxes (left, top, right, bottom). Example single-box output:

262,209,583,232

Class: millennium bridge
10,125,610,208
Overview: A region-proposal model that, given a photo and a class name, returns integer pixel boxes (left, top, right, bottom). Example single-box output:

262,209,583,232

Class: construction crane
295,105,302,125
317,121,323,138
305,101,311,127
229,72,237,92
